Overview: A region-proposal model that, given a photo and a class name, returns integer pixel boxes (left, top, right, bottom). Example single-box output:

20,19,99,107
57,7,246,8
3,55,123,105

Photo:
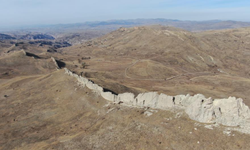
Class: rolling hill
2,25,250,149
61,25,250,106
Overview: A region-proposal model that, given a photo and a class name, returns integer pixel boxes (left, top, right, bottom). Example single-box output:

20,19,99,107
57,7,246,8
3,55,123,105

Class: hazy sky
0,0,250,28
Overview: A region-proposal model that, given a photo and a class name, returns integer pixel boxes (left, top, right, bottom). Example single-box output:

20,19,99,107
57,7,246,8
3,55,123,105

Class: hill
19,34,55,40
6,19,250,32
0,50,59,78
2,19,250,46
2,25,250,149
1,69,250,149
61,25,250,106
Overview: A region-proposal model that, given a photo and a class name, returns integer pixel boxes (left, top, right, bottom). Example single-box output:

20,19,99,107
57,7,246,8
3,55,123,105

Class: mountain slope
1,69,250,150
61,25,250,106
0,50,58,78
2,25,250,149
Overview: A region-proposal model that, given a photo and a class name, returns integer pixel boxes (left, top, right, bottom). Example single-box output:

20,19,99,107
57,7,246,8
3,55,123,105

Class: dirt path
124,59,140,79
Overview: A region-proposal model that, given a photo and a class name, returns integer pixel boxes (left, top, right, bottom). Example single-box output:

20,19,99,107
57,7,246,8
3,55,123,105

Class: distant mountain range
2,19,250,32
2,19,250,46
0,33,16,40
0,33,56,41
51,19,250,31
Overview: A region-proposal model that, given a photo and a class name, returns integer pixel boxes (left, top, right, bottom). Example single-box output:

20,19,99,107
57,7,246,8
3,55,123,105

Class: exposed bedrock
64,68,250,132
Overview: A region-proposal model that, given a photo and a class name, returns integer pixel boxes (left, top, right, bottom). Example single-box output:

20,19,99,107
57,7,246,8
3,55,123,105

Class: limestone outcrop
64,68,250,133
51,57,59,69
213,97,250,126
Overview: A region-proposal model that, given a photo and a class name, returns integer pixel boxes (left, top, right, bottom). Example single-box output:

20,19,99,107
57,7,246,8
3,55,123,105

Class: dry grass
2,25,250,149
60,25,250,105
1,70,250,150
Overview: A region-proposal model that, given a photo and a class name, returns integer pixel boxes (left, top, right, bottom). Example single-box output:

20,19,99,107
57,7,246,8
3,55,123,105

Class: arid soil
2,25,250,149
1,70,250,150
61,26,250,106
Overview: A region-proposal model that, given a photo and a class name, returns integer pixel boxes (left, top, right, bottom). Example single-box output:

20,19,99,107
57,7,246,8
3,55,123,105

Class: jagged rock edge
64,68,250,134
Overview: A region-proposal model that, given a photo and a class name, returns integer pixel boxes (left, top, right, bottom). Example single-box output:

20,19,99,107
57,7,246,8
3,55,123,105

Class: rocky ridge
64,68,250,134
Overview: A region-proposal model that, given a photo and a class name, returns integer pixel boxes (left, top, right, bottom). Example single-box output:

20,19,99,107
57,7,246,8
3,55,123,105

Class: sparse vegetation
81,62,86,68
2,24,250,149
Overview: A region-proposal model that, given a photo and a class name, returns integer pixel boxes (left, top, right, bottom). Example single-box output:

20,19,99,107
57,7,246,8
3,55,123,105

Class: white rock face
86,81,95,90
178,94,192,107
156,93,174,109
51,57,59,69
101,92,117,102
135,92,159,107
185,95,250,126
185,95,215,123
86,81,103,94
77,76,88,87
174,94,188,106
213,97,250,126
117,93,135,105
64,68,250,134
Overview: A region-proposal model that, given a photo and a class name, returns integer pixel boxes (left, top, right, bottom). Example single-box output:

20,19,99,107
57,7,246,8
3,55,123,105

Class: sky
0,0,250,29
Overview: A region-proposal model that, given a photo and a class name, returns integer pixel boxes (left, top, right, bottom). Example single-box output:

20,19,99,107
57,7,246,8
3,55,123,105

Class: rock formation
51,57,59,69
64,68,250,133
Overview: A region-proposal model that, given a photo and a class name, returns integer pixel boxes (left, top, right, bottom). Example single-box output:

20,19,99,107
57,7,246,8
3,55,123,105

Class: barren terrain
2,25,250,149
1,70,250,150
61,26,250,106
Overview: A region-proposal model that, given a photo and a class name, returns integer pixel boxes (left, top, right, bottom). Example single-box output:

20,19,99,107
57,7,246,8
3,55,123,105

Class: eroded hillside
2,25,250,149
1,69,250,150
61,25,250,106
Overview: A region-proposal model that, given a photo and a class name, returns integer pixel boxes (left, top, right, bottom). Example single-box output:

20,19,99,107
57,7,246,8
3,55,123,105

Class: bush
82,62,86,68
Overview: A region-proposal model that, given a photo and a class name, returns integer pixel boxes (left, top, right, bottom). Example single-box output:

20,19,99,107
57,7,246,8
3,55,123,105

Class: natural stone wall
51,57,59,69
64,68,250,133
